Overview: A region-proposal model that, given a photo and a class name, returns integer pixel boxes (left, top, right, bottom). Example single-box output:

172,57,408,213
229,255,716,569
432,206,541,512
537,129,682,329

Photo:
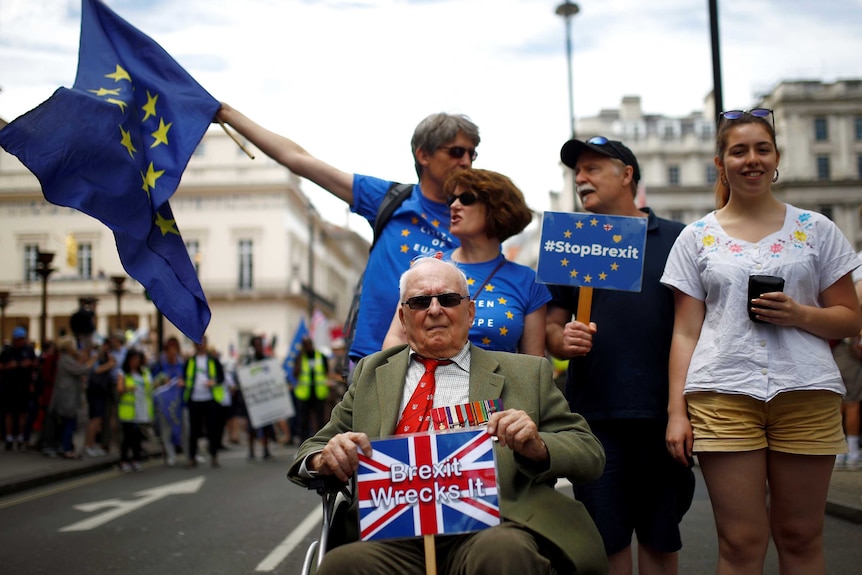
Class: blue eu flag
283,318,310,385
0,0,218,342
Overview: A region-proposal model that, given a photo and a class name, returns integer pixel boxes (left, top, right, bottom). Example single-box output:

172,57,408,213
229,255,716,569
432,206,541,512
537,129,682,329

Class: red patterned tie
395,357,452,435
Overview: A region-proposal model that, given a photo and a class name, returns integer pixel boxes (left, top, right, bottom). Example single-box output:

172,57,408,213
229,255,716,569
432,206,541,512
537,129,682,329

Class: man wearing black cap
546,137,694,575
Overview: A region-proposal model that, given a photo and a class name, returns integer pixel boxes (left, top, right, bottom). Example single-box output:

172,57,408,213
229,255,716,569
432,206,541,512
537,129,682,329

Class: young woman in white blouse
661,109,861,575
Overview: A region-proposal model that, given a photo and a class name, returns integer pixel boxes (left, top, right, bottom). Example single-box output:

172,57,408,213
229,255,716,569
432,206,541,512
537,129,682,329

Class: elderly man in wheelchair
288,258,608,575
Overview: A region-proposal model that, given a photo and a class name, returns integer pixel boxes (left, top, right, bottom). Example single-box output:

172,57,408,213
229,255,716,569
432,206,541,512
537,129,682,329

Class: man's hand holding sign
289,257,608,575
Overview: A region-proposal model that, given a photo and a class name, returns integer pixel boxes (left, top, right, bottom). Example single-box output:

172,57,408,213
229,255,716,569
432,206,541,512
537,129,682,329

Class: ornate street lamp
109,275,127,333
0,291,10,343
35,251,55,348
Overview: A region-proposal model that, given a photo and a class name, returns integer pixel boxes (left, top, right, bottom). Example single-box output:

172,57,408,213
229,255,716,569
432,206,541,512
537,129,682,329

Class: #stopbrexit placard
537,211,648,292
236,359,295,428
356,429,499,541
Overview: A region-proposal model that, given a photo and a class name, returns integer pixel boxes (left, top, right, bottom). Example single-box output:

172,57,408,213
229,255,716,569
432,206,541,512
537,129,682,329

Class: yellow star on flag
142,91,158,122
106,98,128,112
570,269,579,278
576,220,584,229
411,217,419,224
484,284,495,292
611,262,619,271
150,118,172,148
599,272,607,280
141,162,164,193
564,230,572,238
560,258,569,266
482,337,492,345
499,327,509,336
467,278,475,285
89,87,121,96
119,126,137,158
401,229,410,237
431,219,440,227
400,245,409,253
105,64,131,82
584,274,593,283
590,218,599,226
505,311,514,319
497,297,508,305
155,210,180,236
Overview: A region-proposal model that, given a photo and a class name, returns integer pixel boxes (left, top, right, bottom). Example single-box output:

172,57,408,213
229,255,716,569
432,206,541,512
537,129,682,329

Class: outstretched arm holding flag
0,0,218,342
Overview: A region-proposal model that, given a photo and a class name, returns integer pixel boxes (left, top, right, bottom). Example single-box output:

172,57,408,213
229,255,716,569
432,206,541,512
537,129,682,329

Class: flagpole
218,119,255,159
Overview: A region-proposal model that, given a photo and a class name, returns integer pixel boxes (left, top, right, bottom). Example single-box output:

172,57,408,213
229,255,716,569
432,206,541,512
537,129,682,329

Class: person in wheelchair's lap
288,258,608,574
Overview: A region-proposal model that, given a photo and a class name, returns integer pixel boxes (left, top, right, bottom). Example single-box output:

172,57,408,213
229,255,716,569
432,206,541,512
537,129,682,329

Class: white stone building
550,79,862,253
0,125,369,357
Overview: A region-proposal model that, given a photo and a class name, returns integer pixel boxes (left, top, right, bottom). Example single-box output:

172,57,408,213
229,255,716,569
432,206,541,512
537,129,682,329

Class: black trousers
187,400,222,460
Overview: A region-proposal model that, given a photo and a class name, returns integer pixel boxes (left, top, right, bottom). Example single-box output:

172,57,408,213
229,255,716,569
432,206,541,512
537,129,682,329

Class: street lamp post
109,275,127,333
556,1,580,139
35,251,55,348
555,1,581,211
0,291,9,343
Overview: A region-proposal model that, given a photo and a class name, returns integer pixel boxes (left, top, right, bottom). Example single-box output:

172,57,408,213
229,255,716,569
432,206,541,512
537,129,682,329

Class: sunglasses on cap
439,145,478,161
446,190,479,207
720,108,774,129
402,292,468,310
586,136,609,145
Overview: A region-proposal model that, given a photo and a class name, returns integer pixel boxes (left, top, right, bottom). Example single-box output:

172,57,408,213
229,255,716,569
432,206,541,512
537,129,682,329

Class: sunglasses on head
446,190,479,207
439,145,478,161
402,292,468,310
586,136,609,145
720,108,775,130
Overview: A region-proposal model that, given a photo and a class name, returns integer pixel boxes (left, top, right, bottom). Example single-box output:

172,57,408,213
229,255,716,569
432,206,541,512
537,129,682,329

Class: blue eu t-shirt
446,252,551,354
350,174,458,360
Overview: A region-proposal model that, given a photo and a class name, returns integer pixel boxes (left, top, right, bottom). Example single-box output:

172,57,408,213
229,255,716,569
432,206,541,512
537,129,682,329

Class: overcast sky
2,0,862,236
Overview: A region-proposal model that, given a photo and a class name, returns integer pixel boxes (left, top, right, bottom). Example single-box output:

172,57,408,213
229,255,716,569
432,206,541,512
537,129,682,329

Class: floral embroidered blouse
661,204,861,402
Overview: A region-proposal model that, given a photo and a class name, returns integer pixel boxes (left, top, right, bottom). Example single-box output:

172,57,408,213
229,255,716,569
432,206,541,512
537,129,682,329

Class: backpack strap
370,182,414,252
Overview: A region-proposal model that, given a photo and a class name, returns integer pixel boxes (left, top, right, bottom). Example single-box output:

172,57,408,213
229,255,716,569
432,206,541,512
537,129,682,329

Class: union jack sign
356,429,499,540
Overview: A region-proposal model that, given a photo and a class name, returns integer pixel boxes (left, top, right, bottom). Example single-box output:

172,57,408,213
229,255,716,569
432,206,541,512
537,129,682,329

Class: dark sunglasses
439,145,478,161
720,108,774,130
402,292,468,310
446,190,479,207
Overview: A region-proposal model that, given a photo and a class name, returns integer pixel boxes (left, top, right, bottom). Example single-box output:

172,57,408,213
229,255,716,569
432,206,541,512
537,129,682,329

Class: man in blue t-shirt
546,137,694,575
217,104,480,361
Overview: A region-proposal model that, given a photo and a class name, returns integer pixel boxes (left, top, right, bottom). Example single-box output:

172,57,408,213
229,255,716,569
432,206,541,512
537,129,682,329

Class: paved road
1,445,860,574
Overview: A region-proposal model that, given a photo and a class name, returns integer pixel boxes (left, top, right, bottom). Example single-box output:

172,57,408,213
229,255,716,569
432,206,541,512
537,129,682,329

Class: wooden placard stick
576,286,593,324
424,534,437,575
217,119,255,159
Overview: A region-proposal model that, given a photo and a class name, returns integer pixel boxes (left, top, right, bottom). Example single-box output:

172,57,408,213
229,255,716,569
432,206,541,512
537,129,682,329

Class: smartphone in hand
748,275,784,323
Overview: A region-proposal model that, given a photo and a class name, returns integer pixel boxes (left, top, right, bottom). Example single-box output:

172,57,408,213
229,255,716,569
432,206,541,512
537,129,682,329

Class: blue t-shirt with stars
350,174,458,360
445,251,551,353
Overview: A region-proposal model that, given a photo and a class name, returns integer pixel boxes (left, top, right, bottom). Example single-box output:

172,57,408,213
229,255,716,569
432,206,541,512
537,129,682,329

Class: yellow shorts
686,390,846,455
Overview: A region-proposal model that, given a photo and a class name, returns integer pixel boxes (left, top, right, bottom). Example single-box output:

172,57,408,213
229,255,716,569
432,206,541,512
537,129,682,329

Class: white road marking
255,507,322,572
59,476,206,532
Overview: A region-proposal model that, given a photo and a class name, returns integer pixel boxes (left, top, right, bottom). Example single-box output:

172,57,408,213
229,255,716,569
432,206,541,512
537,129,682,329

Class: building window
668,165,680,186
814,117,828,141
857,154,862,178
816,155,831,180
705,164,718,184
819,205,834,221
77,243,93,279
238,239,253,290
24,244,39,282
855,117,862,141
185,239,200,274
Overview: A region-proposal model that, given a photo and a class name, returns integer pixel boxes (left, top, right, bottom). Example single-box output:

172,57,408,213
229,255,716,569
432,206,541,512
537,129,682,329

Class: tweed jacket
288,344,608,574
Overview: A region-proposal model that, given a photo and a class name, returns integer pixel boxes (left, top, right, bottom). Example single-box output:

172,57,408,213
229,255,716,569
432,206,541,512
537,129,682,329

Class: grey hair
608,158,638,198
411,113,480,179
399,257,470,302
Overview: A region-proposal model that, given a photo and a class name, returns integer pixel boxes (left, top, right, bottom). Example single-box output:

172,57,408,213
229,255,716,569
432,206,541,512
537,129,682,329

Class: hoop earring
772,169,779,183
